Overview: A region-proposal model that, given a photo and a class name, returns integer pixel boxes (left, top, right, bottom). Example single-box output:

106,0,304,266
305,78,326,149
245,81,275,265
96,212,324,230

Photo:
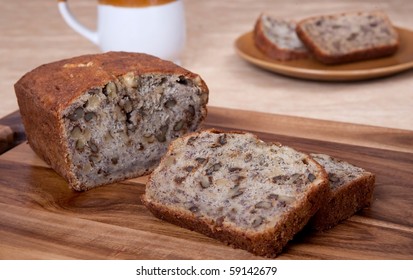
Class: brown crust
310,172,376,231
253,14,308,61
296,12,399,65
142,129,330,257
14,52,209,191
15,51,207,111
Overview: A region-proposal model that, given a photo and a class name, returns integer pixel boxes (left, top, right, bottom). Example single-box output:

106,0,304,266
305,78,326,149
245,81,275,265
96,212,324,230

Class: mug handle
57,0,99,45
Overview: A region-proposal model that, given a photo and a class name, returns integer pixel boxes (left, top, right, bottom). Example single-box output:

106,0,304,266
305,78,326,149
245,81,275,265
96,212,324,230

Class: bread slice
142,129,330,257
253,14,308,61
14,52,209,191
296,11,399,64
309,153,376,231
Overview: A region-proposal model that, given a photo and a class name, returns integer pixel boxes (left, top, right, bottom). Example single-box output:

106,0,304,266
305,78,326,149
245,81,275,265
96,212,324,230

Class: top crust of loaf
14,52,207,111
142,129,330,257
254,14,308,61
296,11,399,64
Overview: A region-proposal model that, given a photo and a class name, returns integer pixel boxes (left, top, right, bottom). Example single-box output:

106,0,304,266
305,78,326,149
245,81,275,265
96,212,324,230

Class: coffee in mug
58,0,186,64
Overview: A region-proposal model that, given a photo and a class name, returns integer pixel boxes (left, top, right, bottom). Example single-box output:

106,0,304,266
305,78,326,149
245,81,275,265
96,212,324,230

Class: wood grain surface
0,107,412,260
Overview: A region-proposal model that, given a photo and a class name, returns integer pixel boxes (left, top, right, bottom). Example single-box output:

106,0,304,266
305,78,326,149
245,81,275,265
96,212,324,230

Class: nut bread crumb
142,129,330,257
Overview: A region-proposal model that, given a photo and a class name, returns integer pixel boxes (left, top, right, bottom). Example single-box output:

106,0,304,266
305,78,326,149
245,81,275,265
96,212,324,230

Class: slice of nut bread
296,11,399,64
14,52,209,191
254,14,309,61
142,129,329,257
309,153,376,231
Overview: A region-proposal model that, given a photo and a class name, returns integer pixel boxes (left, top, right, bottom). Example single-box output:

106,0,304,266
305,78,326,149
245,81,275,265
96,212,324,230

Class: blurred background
1,0,412,129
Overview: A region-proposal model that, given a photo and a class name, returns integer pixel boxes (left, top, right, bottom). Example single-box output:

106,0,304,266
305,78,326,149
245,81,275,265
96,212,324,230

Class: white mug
58,0,186,64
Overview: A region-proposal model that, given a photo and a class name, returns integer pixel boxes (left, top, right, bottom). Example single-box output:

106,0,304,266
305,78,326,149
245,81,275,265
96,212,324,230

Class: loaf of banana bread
142,129,330,257
14,52,209,191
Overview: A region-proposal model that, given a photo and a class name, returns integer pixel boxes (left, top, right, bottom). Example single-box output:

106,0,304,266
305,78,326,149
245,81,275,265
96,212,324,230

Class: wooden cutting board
0,107,412,259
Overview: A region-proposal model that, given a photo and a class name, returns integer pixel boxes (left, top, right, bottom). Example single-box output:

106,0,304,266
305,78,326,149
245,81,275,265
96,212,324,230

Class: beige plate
234,27,413,81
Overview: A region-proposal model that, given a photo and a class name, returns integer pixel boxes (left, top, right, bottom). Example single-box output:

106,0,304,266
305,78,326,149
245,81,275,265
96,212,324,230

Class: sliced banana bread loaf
142,129,329,257
310,153,376,231
254,14,308,61
14,52,209,191
296,11,399,64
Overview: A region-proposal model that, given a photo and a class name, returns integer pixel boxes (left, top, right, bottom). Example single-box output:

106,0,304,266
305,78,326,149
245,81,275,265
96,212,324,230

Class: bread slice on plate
142,129,329,257
296,11,399,64
253,14,308,61
14,52,209,191
309,153,376,231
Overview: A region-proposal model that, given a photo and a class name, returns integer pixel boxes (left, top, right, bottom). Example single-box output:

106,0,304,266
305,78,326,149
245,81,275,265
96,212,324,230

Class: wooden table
1,107,412,259
1,0,413,259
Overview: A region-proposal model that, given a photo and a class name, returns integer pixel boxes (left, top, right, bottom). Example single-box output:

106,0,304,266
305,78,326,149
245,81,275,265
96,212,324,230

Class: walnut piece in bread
309,153,376,231
296,11,399,64
254,14,308,61
14,52,209,191
142,129,330,257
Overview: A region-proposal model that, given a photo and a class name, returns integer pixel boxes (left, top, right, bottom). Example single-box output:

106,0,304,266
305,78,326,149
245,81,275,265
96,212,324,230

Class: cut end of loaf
62,72,208,191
